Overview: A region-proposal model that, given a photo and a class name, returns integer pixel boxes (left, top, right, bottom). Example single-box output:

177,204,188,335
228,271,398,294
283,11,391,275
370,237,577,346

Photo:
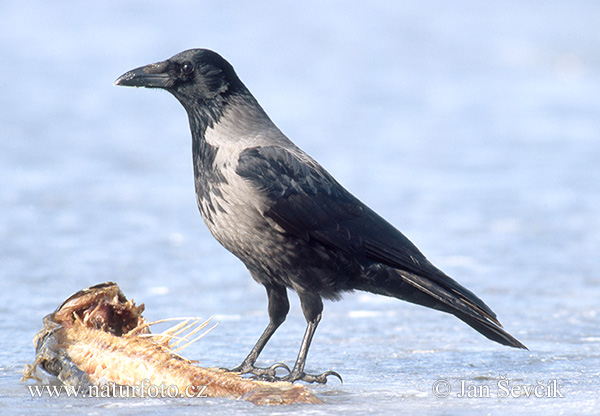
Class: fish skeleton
22,282,321,405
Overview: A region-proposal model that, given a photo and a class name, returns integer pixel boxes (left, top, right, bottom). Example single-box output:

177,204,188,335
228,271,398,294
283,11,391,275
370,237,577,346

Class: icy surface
1,1,599,414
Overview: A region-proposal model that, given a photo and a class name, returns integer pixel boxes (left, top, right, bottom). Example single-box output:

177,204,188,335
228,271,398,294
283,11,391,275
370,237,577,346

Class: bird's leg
228,322,290,377
280,293,342,384
228,283,290,377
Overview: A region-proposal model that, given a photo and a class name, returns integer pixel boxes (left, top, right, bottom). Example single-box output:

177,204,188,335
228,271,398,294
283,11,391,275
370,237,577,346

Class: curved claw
267,362,291,374
247,363,292,382
282,369,343,384
223,361,291,378
320,370,343,384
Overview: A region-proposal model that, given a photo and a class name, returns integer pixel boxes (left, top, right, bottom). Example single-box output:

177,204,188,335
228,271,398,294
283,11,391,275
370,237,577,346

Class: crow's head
115,49,246,108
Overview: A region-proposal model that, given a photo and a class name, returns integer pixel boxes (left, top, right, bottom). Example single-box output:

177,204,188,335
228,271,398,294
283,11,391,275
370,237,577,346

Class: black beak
114,60,172,88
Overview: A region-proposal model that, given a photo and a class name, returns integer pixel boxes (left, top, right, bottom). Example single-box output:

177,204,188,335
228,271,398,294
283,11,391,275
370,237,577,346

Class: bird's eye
180,63,194,75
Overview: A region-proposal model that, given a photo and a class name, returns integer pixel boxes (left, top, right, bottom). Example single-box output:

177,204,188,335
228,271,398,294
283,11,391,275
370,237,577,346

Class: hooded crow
115,49,526,383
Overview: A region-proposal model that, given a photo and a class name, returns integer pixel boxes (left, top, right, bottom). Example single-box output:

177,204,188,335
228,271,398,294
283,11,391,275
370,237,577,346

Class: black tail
362,267,527,349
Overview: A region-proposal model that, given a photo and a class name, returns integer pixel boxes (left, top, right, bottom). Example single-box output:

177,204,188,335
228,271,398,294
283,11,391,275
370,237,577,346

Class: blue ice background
1,1,599,414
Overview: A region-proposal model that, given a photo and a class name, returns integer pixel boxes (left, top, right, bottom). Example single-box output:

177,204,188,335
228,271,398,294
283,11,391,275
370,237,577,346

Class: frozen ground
1,1,599,414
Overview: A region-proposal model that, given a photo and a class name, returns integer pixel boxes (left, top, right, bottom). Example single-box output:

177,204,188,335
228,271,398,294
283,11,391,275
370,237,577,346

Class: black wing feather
237,146,498,320
237,147,425,263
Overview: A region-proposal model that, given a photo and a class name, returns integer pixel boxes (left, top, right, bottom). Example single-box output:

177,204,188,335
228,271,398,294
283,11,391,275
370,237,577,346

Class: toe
282,369,342,384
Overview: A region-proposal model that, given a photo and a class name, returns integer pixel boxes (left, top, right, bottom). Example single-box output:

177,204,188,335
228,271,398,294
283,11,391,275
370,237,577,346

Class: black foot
281,369,343,384
225,362,291,378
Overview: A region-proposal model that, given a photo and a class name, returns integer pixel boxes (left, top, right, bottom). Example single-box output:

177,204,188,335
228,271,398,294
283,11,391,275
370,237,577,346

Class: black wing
236,146,526,349
236,146,470,288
